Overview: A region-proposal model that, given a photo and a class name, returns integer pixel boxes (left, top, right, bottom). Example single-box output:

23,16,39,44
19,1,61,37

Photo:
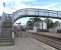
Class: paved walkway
0,37,57,50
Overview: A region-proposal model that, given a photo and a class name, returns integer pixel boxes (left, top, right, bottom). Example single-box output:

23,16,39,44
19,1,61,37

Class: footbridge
13,8,61,22
0,8,61,50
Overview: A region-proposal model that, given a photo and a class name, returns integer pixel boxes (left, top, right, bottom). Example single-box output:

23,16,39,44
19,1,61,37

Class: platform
0,37,57,50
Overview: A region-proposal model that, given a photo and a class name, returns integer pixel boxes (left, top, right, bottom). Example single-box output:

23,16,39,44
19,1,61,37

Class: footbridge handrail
13,8,61,21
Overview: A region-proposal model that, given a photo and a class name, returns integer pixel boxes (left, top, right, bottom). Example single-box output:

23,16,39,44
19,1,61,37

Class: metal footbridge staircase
0,14,14,46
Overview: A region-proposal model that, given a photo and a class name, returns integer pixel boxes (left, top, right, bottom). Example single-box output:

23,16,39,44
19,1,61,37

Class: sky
0,0,61,25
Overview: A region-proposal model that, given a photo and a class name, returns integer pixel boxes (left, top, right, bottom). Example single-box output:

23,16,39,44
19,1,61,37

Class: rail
30,32,61,50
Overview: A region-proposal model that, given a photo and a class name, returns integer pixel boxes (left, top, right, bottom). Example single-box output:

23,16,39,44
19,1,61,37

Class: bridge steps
0,16,14,46
0,37,14,46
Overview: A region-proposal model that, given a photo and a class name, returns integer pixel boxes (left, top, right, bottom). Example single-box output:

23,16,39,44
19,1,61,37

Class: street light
3,2,5,14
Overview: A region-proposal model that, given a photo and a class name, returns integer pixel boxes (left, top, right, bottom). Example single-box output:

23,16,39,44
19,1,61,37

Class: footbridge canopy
13,8,61,22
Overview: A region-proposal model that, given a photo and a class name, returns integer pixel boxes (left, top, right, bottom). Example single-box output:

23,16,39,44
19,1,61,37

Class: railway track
31,32,61,50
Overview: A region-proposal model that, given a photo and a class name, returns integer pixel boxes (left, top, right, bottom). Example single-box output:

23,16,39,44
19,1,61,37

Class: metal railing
13,8,61,21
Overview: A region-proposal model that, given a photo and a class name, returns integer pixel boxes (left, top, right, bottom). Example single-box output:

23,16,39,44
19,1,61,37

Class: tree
54,21,59,27
26,17,42,29
29,17,42,24
44,18,54,29
26,21,33,29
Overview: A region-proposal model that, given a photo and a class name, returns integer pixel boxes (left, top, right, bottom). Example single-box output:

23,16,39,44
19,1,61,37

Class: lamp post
2,2,5,15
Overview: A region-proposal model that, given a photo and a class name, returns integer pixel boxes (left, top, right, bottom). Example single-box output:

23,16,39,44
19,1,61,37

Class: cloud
0,0,61,14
